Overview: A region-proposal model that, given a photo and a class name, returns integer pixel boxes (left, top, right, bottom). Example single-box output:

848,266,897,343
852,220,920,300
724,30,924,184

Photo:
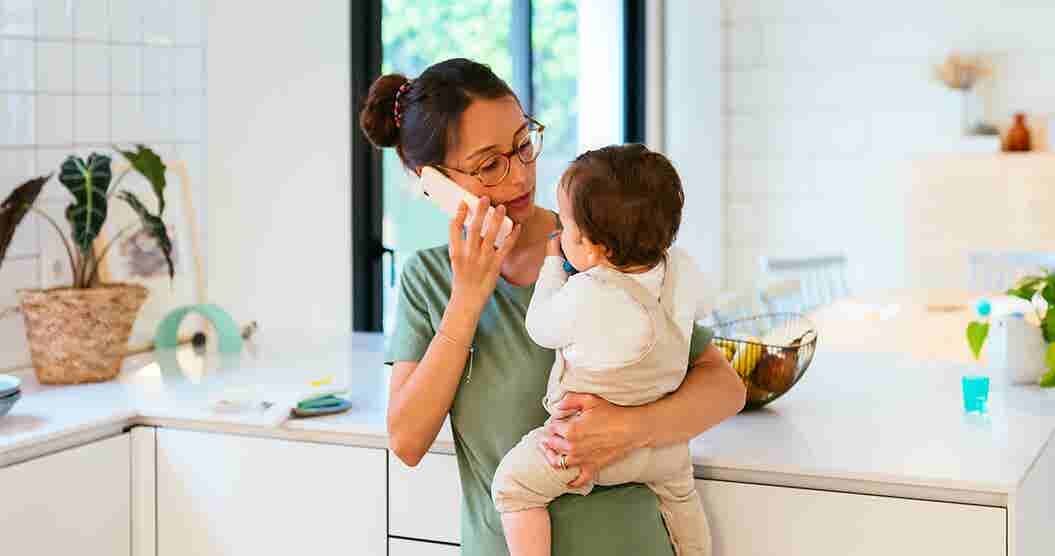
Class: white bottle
988,313,1048,384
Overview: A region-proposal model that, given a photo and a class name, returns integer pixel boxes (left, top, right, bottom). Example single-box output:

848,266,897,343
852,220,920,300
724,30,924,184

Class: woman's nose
507,156,528,187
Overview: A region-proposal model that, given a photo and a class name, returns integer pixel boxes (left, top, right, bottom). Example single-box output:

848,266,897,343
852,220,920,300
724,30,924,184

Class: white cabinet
389,451,462,544
0,433,130,554
157,429,386,556
697,479,1006,556
389,538,460,556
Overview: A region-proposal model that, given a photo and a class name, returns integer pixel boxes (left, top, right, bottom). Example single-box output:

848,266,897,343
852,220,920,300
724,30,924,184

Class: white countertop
3,323,1054,506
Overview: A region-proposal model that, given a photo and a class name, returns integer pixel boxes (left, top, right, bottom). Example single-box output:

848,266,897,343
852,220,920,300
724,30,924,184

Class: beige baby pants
493,264,711,556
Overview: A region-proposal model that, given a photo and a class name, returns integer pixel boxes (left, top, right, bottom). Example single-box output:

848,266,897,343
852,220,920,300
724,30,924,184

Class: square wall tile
35,148,72,189
36,41,74,93
74,94,109,144
35,94,74,146
172,93,201,141
35,200,75,287
36,0,74,39
108,0,141,42
167,0,202,45
142,46,173,93
0,149,36,185
142,94,173,142
142,0,174,45
111,94,144,142
110,44,141,94
0,94,34,145
0,0,36,36
0,39,34,91
74,42,110,94
74,0,109,41
0,256,36,369
171,46,202,92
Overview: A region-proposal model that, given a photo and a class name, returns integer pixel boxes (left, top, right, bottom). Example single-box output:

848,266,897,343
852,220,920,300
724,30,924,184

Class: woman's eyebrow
464,121,531,163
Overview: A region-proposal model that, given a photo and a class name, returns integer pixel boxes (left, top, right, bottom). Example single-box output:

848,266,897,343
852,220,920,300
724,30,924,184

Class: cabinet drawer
389,452,462,544
389,538,459,556
697,480,1005,556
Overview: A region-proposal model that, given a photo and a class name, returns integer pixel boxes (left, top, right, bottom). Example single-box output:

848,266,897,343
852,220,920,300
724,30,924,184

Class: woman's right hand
448,197,522,311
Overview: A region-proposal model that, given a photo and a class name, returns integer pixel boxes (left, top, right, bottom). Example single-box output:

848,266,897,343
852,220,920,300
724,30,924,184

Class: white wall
205,1,351,334
665,0,723,295
722,0,1055,292
1,0,205,369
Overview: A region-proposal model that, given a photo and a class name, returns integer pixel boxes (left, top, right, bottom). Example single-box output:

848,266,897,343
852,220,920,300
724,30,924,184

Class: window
352,0,644,332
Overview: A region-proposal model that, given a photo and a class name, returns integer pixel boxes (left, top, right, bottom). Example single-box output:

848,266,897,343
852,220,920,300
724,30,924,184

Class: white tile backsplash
35,94,74,146
110,44,141,94
0,39,35,92
0,94,34,145
171,46,202,93
73,0,109,41
36,0,75,39
74,42,110,94
36,41,75,93
141,46,173,93
0,256,36,370
74,94,109,143
0,0,36,36
110,94,144,141
108,0,141,43
0,149,36,185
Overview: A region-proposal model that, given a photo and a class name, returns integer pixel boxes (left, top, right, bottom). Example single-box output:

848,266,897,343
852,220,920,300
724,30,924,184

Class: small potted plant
0,145,174,384
966,272,1055,388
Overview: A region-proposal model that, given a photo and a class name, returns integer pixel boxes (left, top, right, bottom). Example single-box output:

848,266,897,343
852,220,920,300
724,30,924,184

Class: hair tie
393,80,412,128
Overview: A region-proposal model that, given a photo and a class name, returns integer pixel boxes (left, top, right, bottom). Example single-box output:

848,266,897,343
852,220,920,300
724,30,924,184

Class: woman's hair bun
359,73,409,148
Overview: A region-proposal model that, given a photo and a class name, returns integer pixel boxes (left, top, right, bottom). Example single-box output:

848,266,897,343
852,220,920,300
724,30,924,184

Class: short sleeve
385,253,436,365
687,323,714,365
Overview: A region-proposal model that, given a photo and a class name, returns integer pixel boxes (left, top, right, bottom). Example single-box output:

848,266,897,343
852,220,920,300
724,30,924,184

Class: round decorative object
154,304,244,354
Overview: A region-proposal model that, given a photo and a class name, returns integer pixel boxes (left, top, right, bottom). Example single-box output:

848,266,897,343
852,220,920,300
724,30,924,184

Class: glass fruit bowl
711,313,817,410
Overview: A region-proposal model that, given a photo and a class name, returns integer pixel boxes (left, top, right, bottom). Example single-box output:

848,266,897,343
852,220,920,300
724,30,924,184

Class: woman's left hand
538,393,646,488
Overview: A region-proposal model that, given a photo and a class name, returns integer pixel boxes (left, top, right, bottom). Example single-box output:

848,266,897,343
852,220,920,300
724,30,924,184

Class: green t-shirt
386,246,714,556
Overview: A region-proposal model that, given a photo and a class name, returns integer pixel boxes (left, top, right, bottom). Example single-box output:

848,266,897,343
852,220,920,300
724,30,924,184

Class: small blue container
962,375,990,414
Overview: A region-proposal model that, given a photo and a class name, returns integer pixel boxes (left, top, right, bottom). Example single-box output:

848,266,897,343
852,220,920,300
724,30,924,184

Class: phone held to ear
419,166,515,247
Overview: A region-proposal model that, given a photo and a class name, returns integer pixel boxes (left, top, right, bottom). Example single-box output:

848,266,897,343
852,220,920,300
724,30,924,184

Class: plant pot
17,283,148,384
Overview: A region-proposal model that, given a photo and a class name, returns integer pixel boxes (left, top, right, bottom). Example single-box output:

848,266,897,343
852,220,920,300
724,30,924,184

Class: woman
360,58,745,555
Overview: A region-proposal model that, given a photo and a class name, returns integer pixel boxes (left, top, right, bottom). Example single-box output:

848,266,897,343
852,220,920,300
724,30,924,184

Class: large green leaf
966,321,989,361
1044,307,1055,344
59,154,112,255
116,145,167,215
116,190,174,281
1040,344,1055,388
0,175,49,269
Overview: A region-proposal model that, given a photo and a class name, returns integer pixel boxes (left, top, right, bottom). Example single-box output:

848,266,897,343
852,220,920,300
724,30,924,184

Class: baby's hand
546,231,562,258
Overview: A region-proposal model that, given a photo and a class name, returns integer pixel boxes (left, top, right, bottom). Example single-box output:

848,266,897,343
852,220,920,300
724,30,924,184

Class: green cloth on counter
386,246,714,556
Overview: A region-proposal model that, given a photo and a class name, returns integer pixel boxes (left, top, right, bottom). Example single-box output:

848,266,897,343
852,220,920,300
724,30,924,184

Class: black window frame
351,0,647,332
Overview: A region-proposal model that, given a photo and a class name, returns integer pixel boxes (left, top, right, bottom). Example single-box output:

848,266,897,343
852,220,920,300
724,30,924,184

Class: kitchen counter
3,329,1055,507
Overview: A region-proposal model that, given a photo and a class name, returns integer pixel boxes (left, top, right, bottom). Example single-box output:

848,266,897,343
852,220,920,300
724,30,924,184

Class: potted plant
0,145,174,384
967,271,1055,387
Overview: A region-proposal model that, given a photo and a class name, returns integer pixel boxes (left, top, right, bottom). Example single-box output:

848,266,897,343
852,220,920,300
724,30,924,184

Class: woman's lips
503,190,533,209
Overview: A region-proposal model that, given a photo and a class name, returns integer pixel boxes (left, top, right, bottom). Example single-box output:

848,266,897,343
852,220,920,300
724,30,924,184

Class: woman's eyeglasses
437,117,545,187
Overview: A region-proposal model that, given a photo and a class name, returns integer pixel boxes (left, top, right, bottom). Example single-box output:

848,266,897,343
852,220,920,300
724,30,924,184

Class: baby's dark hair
559,144,683,269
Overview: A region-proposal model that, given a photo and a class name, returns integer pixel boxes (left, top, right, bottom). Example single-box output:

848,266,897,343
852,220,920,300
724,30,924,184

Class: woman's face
439,96,538,223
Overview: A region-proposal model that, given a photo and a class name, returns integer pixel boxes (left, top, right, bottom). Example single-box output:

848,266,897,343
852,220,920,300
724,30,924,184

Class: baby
492,144,711,556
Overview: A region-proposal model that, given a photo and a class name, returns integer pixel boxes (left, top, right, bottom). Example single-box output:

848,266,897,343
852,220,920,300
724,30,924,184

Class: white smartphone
419,166,515,246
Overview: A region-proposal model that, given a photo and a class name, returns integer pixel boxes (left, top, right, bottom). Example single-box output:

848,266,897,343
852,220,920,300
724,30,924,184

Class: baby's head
556,144,684,273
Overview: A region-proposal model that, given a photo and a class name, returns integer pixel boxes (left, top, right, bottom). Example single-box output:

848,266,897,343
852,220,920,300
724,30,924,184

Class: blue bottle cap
976,299,992,317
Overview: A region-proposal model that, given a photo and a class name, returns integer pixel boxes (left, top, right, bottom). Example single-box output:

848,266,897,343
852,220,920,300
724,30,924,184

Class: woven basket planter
18,283,148,384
